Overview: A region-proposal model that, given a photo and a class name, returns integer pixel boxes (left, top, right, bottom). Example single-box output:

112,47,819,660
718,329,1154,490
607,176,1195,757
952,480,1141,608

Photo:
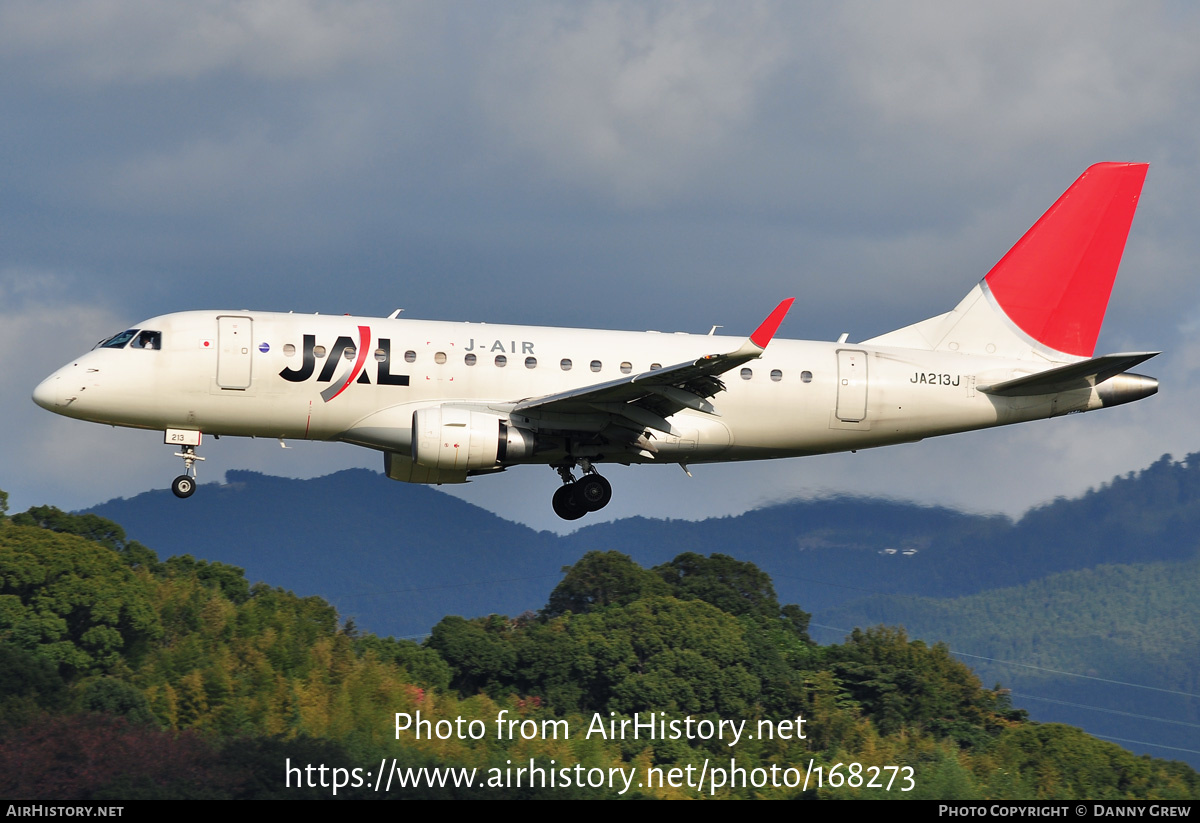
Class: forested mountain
82,453,1200,776
90,453,1200,634
2,500,1197,798
564,452,1200,607
822,554,1200,768
90,469,564,639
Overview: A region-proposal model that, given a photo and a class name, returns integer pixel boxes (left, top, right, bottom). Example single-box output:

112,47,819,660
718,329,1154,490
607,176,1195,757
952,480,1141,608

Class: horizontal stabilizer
977,352,1159,397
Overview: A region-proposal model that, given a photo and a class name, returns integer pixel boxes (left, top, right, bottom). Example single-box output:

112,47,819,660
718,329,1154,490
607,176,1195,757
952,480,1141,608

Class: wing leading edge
512,299,795,441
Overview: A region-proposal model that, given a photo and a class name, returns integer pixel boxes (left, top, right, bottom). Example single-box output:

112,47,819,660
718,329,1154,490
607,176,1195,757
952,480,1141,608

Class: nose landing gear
171,442,204,499
551,462,613,520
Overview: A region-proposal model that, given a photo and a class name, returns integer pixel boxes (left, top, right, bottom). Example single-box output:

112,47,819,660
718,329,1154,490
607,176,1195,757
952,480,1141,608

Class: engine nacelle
411,406,536,471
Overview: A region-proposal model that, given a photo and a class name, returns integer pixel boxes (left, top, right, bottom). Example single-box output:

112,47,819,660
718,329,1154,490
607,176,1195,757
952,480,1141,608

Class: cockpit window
133,330,162,350
97,329,139,349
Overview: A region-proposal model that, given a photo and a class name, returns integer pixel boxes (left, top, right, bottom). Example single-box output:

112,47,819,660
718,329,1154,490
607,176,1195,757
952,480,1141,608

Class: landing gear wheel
171,442,204,499
573,474,612,512
171,475,196,499
552,484,587,520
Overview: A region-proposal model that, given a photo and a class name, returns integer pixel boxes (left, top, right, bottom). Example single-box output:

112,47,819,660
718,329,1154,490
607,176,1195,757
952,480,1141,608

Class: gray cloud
0,1,414,85
477,2,789,206
4,1,1200,526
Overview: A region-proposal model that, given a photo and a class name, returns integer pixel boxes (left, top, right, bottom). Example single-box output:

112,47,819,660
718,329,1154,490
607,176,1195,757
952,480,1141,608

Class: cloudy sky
4,1,1200,532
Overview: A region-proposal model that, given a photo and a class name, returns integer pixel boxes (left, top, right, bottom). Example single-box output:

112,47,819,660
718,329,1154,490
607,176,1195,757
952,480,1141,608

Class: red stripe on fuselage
326,325,372,402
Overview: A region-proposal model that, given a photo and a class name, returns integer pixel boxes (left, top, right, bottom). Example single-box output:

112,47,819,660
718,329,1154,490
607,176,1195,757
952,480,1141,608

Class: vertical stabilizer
864,163,1148,362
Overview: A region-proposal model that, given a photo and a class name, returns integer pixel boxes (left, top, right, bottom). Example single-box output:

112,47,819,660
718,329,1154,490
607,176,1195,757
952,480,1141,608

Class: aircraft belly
651,414,732,459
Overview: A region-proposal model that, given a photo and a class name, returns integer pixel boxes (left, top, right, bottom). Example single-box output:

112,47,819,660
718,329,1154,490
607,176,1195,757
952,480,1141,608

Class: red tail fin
984,162,1148,358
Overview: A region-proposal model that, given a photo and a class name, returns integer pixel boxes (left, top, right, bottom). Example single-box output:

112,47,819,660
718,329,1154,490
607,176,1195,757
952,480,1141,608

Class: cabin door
835,349,868,422
217,315,254,389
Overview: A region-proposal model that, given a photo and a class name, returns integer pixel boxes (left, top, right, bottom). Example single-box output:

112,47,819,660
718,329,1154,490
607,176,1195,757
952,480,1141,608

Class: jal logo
279,325,409,402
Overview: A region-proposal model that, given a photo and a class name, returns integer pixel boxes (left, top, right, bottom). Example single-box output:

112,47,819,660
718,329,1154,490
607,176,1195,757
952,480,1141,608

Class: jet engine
411,406,536,471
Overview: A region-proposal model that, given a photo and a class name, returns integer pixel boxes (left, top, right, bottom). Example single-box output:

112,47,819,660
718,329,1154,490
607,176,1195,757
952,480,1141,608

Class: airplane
33,162,1159,520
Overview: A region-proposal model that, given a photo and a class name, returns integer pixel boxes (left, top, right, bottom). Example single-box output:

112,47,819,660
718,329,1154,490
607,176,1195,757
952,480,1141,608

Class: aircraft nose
32,374,60,410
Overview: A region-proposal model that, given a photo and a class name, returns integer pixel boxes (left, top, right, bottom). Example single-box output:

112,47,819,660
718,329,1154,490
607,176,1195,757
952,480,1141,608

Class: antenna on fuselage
388,309,404,319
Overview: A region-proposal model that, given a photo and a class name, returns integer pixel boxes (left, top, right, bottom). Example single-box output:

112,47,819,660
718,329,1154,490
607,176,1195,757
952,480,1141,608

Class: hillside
3,501,1197,799
90,469,563,638
84,452,1200,772
821,554,1200,766
89,453,1200,633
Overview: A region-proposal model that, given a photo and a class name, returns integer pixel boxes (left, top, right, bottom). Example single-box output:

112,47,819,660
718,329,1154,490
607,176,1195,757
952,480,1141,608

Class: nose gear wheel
172,475,196,498
171,443,205,499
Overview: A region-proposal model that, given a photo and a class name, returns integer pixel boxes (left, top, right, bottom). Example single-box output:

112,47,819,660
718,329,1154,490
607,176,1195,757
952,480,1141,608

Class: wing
511,299,794,457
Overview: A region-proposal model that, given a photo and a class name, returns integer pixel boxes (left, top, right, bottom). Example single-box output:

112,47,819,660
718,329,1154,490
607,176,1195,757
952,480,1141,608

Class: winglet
749,298,795,349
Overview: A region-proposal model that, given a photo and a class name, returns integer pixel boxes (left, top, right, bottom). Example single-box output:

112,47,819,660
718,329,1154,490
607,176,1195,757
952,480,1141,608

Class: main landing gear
551,461,613,521
171,443,204,499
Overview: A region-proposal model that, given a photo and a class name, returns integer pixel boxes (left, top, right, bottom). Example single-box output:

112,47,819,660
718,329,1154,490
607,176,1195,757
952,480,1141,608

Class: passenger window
314,345,327,358
801,371,813,383
525,357,537,369
374,348,386,361
770,369,783,382
404,350,416,363
435,352,447,364
620,362,632,374
561,359,572,371
465,353,477,366
740,368,753,380
590,360,602,372
284,344,297,357
344,347,356,361
495,355,507,367
650,363,661,370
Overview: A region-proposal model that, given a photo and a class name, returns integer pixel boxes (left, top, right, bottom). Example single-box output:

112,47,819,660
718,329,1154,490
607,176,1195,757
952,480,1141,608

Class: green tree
11,506,127,550
827,626,998,743
0,643,69,726
529,596,761,716
654,552,811,641
0,525,162,676
655,552,778,618
544,551,669,617
78,677,157,725
355,634,452,691
164,555,251,604
426,615,517,695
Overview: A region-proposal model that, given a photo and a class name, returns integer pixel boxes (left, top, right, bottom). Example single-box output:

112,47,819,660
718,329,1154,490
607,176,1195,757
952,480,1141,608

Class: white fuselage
34,309,1113,468
30,165,1160,518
